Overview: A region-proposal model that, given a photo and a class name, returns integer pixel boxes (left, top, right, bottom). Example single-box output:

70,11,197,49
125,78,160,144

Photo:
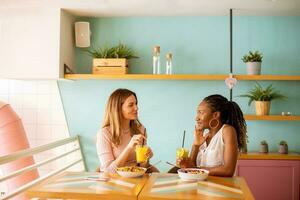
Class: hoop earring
209,118,219,129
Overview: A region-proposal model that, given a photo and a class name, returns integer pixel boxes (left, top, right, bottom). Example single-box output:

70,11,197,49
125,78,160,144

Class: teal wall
59,16,300,172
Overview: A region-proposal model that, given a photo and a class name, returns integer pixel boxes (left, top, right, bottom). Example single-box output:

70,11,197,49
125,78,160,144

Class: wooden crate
93,66,128,74
92,58,128,74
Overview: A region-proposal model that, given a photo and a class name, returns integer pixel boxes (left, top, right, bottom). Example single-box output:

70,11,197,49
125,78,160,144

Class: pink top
96,125,146,172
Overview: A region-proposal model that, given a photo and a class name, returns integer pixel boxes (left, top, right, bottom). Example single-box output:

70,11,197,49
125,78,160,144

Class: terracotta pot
255,101,270,115
278,144,288,154
259,144,269,153
246,62,261,75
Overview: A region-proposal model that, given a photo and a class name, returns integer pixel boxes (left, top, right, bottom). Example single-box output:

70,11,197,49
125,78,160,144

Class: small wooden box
92,58,128,74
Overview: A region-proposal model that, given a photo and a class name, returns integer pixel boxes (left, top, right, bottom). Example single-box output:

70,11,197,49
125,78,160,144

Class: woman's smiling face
195,101,214,130
122,94,138,120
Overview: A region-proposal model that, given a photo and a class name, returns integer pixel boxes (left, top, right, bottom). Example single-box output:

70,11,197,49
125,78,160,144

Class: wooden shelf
244,115,300,121
64,74,228,80
234,74,300,81
239,152,300,160
64,74,300,80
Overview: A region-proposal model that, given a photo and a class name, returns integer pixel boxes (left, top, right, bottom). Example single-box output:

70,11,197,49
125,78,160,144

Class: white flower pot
259,144,269,153
278,144,288,154
246,62,261,75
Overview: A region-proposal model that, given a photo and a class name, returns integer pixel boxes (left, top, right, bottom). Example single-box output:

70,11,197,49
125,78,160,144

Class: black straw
181,130,186,148
142,128,146,146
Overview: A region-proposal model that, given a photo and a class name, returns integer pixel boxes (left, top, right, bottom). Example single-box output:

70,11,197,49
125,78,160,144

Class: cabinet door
0,7,61,79
236,160,299,200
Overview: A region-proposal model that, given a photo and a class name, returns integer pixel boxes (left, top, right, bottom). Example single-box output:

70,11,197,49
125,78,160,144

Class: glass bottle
166,53,173,74
153,46,160,74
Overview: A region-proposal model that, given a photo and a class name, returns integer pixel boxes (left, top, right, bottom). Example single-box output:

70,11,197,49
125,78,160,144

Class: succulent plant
239,82,287,106
279,140,287,146
260,140,268,145
87,43,138,59
242,51,263,63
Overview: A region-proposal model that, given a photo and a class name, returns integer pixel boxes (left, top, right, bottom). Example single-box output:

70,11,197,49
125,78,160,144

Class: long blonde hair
102,88,143,145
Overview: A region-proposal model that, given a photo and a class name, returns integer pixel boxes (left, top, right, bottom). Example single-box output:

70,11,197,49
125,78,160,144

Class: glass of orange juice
176,148,189,166
136,145,149,163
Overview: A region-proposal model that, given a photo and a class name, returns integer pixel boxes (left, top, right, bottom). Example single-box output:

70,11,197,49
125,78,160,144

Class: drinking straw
166,161,177,167
142,128,146,146
181,130,186,148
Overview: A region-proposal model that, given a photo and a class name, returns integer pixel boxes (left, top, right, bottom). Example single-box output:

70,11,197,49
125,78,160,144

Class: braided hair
203,94,247,151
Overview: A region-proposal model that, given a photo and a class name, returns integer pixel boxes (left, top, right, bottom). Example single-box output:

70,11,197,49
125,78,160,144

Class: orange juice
176,148,189,166
136,145,148,163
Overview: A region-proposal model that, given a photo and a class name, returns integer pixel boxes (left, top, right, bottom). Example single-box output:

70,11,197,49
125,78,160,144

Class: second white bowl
177,168,209,181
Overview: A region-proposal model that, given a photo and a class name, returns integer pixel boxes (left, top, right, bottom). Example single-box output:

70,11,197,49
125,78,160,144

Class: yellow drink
136,145,148,163
176,148,189,166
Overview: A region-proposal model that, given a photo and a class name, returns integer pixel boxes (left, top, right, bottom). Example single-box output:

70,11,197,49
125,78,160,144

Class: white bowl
116,166,146,178
177,168,209,181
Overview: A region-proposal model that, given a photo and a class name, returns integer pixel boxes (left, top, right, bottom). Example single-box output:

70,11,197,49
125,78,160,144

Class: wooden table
26,171,148,200
26,172,254,200
139,173,255,200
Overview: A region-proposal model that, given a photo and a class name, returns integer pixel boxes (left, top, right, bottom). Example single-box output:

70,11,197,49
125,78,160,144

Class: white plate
177,168,209,181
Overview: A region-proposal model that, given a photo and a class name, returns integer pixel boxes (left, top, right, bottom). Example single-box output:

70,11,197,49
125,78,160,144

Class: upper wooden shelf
64,74,300,81
64,74,227,80
244,115,300,121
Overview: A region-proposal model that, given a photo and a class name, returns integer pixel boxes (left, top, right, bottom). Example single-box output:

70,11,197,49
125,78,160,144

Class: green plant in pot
259,140,268,153
87,43,138,59
242,50,263,75
87,43,138,74
278,140,288,154
239,82,287,115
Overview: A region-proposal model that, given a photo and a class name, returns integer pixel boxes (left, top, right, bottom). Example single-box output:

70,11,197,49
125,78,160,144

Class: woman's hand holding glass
128,134,153,166
145,147,153,159
176,157,193,168
138,147,153,168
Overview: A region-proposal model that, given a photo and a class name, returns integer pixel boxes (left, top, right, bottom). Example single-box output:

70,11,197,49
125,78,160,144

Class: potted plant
87,43,138,74
242,50,263,75
278,140,288,154
239,82,287,115
259,140,269,153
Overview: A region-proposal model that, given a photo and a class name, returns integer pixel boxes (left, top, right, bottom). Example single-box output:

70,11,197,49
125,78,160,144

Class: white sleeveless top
196,125,225,167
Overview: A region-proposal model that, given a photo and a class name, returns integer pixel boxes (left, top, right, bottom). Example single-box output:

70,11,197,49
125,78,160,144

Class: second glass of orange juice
176,148,189,166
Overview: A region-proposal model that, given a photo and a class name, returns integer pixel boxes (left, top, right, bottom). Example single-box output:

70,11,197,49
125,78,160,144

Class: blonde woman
97,88,159,173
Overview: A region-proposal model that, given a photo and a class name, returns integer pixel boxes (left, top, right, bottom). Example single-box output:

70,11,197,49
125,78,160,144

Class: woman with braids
170,94,247,177
97,88,159,173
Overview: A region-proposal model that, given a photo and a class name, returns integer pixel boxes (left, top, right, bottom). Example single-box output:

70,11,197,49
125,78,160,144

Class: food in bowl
177,168,209,181
116,166,146,178
117,166,145,172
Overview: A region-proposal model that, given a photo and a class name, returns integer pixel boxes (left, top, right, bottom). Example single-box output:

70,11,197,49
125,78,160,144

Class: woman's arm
201,126,238,177
189,144,200,166
97,130,118,172
97,129,145,172
178,128,207,168
114,126,146,166
189,128,208,166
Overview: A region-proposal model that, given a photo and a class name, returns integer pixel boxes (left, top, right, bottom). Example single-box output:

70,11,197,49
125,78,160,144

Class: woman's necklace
122,128,131,134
